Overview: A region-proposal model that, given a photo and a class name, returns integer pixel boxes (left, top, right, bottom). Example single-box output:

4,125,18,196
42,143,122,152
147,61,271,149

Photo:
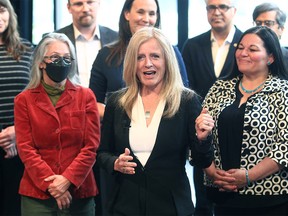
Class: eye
151,54,160,59
137,55,145,61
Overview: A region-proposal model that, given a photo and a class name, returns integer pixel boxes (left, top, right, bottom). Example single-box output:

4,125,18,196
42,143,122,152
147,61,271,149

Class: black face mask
45,58,71,83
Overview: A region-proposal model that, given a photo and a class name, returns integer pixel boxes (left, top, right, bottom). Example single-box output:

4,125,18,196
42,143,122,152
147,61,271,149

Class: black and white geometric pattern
203,74,288,195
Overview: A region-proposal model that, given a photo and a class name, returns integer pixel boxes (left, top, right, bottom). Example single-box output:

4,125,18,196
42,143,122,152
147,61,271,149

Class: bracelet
245,170,251,186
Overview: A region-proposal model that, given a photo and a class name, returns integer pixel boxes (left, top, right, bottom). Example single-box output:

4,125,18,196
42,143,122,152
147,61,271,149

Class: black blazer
55,23,118,48
97,90,213,215
182,26,242,98
281,47,288,70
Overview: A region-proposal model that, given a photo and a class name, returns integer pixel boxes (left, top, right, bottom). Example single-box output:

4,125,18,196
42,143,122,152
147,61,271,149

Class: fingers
116,148,137,174
44,175,56,182
56,191,72,210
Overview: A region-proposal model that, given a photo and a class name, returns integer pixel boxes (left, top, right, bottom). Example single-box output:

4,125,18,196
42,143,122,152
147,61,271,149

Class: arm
173,45,189,87
14,94,55,192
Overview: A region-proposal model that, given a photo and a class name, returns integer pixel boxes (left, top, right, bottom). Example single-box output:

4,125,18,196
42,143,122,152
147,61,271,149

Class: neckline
240,80,265,94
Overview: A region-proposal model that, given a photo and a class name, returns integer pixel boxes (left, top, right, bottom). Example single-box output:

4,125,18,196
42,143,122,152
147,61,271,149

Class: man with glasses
182,0,242,215
55,0,118,87
253,2,288,69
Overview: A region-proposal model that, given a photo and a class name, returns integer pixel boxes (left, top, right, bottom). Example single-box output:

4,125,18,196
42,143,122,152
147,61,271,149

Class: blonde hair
119,27,186,118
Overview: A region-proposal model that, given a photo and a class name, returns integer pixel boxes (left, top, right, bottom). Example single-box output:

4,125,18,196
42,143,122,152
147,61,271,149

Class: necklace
240,80,265,94
145,111,150,119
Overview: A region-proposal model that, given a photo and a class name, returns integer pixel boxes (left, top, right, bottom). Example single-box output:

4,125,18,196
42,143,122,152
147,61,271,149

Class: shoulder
55,24,73,34
182,30,211,50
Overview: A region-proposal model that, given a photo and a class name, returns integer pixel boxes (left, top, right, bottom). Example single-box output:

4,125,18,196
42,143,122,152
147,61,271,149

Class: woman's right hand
195,108,214,141
56,190,72,210
114,148,137,174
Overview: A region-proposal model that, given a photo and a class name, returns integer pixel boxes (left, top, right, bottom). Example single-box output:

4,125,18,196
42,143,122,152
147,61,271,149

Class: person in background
14,33,100,216
89,0,189,119
97,26,213,216
196,26,288,216
0,0,33,215
252,2,288,69
181,0,242,215
56,0,118,87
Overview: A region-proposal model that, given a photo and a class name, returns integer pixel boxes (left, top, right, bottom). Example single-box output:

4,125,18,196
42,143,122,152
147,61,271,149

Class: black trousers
193,166,214,216
0,150,24,216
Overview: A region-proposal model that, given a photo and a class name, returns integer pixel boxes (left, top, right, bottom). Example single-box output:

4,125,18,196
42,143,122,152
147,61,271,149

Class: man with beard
56,0,118,87
181,0,242,215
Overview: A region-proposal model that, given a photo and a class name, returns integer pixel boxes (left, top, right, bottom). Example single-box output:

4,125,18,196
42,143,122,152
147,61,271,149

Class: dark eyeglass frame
253,20,276,28
206,4,233,13
44,54,74,65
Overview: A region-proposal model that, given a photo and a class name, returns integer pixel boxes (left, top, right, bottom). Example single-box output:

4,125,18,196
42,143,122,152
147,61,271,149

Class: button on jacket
14,80,100,199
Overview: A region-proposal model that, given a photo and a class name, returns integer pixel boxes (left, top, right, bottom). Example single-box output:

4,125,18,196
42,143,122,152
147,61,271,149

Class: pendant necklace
240,80,265,94
145,111,151,119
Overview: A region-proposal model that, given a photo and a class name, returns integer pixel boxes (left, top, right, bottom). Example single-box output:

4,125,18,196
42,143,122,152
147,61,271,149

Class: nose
145,58,153,68
142,13,150,24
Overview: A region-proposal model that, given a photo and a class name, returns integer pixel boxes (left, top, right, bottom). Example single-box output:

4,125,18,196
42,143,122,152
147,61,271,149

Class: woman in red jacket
14,32,100,216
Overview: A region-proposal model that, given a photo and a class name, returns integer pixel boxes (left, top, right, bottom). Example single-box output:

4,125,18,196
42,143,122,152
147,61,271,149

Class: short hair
227,26,288,80
204,0,238,7
120,27,187,118
253,3,287,28
26,33,80,89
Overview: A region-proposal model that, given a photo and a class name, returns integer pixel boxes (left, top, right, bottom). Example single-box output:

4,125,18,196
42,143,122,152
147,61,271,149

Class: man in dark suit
182,0,242,215
56,0,118,87
252,2,288,70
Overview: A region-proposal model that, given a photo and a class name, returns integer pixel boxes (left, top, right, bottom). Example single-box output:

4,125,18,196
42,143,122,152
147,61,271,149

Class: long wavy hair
26,33,80,89
106,0,161,66
0,0,31,60
119,27,188,118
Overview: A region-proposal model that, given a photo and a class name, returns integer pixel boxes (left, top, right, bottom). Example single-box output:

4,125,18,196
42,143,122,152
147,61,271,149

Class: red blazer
14,80,100,199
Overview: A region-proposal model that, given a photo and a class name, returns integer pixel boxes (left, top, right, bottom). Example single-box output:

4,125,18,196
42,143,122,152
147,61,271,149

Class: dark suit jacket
282,47,288,70
182,26,242,98
97,90,213,215
55,23,118,47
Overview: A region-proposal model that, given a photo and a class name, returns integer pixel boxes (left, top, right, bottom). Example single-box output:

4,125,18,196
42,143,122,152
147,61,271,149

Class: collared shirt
211,26,236,77
74,25,101,87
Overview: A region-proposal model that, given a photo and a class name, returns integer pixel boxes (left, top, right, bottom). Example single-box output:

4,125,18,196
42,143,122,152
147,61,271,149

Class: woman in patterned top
0,0,33,215
196,26,288,216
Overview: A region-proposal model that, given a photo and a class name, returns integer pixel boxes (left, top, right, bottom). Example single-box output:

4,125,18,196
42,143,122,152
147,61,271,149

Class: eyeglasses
206,4,233,13
44,54,74,65
253,20,276,28
70,0,98,8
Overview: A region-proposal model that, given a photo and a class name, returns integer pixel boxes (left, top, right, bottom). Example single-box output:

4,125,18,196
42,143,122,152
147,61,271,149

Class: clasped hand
114,148,137,174
45,175,72,210
0,126,18,159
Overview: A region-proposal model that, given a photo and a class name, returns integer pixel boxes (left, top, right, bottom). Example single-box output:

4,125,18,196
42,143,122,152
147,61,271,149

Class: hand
225,169,248,189
56,190,72,210
195,109,214,141
45,175,71,198
0,126,17,158
114,148,137,174
204,163,237,192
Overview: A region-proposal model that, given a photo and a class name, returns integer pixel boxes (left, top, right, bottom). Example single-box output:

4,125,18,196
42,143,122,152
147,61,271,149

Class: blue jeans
21,196,95,216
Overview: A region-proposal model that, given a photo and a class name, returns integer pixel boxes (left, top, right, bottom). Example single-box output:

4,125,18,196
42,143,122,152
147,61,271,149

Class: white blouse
129,94,165,167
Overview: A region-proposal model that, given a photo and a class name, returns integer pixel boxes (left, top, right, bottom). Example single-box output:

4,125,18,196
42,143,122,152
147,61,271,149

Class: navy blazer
182,26,242,98
97,90,213,215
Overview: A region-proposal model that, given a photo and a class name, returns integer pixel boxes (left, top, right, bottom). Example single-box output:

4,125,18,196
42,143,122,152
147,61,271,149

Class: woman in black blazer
97,27,213,216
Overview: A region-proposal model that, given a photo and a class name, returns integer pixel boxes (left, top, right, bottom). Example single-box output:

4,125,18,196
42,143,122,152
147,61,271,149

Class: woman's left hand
45,175,71,198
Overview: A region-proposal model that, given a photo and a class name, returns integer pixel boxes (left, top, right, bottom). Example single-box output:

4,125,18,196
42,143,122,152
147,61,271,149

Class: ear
267,54,274,65
39,62,46,70
124,10,130,22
